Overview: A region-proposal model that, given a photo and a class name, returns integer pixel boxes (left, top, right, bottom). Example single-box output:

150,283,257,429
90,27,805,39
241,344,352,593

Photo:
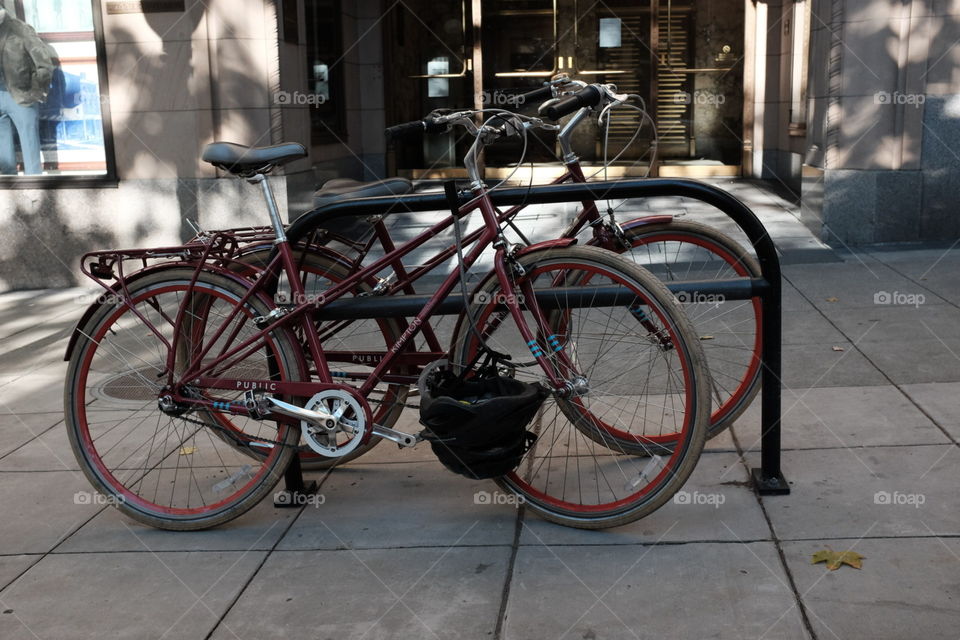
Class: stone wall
802,0,960,245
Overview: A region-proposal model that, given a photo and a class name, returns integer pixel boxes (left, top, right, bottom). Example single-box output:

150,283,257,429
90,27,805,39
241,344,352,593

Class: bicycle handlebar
541,85,603,121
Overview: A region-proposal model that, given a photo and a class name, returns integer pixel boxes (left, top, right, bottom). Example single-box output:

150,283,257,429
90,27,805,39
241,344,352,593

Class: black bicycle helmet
418,359,546,480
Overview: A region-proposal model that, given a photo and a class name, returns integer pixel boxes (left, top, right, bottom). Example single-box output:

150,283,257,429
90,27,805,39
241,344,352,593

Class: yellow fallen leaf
811,549,864,570
700,335,715,341
179,446,198,456
826,297,839,303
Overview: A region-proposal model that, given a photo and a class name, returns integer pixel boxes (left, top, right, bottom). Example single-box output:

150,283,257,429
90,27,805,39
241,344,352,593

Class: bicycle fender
620,214,674,231
516,238,577,256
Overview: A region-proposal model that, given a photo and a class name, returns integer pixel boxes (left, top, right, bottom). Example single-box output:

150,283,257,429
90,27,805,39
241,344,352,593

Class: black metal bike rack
275,177,789,503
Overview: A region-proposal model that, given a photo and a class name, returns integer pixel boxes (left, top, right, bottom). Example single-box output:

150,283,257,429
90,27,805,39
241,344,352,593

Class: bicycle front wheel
64,268,303,530
451,245,711,529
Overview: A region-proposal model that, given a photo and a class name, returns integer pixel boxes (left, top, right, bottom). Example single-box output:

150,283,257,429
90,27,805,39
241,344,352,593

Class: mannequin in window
0,7,57,175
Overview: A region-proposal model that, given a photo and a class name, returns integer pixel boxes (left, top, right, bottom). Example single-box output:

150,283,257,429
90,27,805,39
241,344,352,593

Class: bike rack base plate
751,468,790,495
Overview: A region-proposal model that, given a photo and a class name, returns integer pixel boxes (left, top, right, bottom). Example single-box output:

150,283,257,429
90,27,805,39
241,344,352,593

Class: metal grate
655,10,691,153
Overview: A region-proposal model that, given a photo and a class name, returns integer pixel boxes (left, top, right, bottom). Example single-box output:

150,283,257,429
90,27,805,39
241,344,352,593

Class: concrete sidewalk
0,243,957,639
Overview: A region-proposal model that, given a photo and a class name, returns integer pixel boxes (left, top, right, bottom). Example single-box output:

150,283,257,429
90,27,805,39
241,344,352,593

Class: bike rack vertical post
753,242,790,494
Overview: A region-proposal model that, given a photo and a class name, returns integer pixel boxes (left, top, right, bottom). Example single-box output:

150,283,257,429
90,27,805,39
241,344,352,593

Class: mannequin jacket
0,16,57,106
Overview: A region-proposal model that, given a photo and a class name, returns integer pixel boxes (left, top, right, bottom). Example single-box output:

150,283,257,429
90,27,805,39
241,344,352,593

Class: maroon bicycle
64,110,713,530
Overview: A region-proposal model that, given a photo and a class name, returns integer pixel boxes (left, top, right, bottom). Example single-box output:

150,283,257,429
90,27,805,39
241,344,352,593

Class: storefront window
0,0,112,179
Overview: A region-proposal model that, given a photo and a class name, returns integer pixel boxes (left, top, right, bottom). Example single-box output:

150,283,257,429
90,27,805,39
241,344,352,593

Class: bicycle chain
173,412,299,449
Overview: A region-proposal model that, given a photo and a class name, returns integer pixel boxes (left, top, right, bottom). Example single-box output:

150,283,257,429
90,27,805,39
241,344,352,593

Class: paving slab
756,445,960,540
737,385,949,450
784,537,960,640
0,291,85,346
0,551,266,640
0,556,37,591
57,497,299,553
504,542,809,640
0,422,75,471
857,339,960,384
0,329,72,371
781,280,820,312
212,547,510,640
0,471,104,554
279,461,518,550
519,452,768,545
823,302,960,344
0,371,70,416
784,261,939,310
781,310,848,346
904,273,960,307
781,343,887,388
0,415,62,458
900,381,960,429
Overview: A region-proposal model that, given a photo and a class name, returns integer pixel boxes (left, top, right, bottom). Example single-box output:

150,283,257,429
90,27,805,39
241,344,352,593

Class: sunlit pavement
0,226,957,638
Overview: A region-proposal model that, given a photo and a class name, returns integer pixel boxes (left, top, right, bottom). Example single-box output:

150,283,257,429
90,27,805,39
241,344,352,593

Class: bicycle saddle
202,142,307,174
314,177,413,208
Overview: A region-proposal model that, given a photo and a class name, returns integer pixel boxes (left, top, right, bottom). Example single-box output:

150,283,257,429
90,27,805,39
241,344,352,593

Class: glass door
481,0,558,164
571,0,655,167
385,0,744,176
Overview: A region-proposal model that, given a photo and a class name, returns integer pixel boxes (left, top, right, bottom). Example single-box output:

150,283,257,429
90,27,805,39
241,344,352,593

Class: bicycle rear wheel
451,245,711,528
616,220,762,439
64,268,303,530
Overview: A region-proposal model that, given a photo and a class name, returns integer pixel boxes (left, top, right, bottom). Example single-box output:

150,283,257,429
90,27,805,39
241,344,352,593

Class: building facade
0,0,957,289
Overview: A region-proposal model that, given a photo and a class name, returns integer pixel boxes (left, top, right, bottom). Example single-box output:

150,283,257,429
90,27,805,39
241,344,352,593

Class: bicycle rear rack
283,177,790,496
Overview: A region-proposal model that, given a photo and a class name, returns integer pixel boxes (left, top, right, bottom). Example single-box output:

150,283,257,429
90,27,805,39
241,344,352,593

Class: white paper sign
599,18,622,48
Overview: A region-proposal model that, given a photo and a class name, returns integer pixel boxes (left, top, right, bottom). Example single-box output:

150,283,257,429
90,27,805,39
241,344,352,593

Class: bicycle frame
147,184,584,423
252,158,670,364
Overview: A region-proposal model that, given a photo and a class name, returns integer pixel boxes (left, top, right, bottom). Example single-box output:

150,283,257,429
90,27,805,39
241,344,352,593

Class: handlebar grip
385,120,427,142
385,118,447,142
516,85,553,105
541,85,603,121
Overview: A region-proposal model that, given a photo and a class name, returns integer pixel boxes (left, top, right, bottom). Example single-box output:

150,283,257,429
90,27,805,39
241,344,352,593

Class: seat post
249,173,288,243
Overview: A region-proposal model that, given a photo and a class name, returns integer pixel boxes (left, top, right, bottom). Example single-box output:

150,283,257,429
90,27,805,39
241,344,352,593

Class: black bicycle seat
202,142,307,175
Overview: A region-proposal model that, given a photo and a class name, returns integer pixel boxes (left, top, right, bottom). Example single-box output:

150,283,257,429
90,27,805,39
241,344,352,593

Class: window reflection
0,0,108,176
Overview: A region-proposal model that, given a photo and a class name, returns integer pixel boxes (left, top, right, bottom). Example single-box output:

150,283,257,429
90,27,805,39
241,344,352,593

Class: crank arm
263,396,338,429
372,425,420,448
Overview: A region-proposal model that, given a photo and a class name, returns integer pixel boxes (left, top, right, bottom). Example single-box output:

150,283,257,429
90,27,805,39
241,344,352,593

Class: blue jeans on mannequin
0,83,42,175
